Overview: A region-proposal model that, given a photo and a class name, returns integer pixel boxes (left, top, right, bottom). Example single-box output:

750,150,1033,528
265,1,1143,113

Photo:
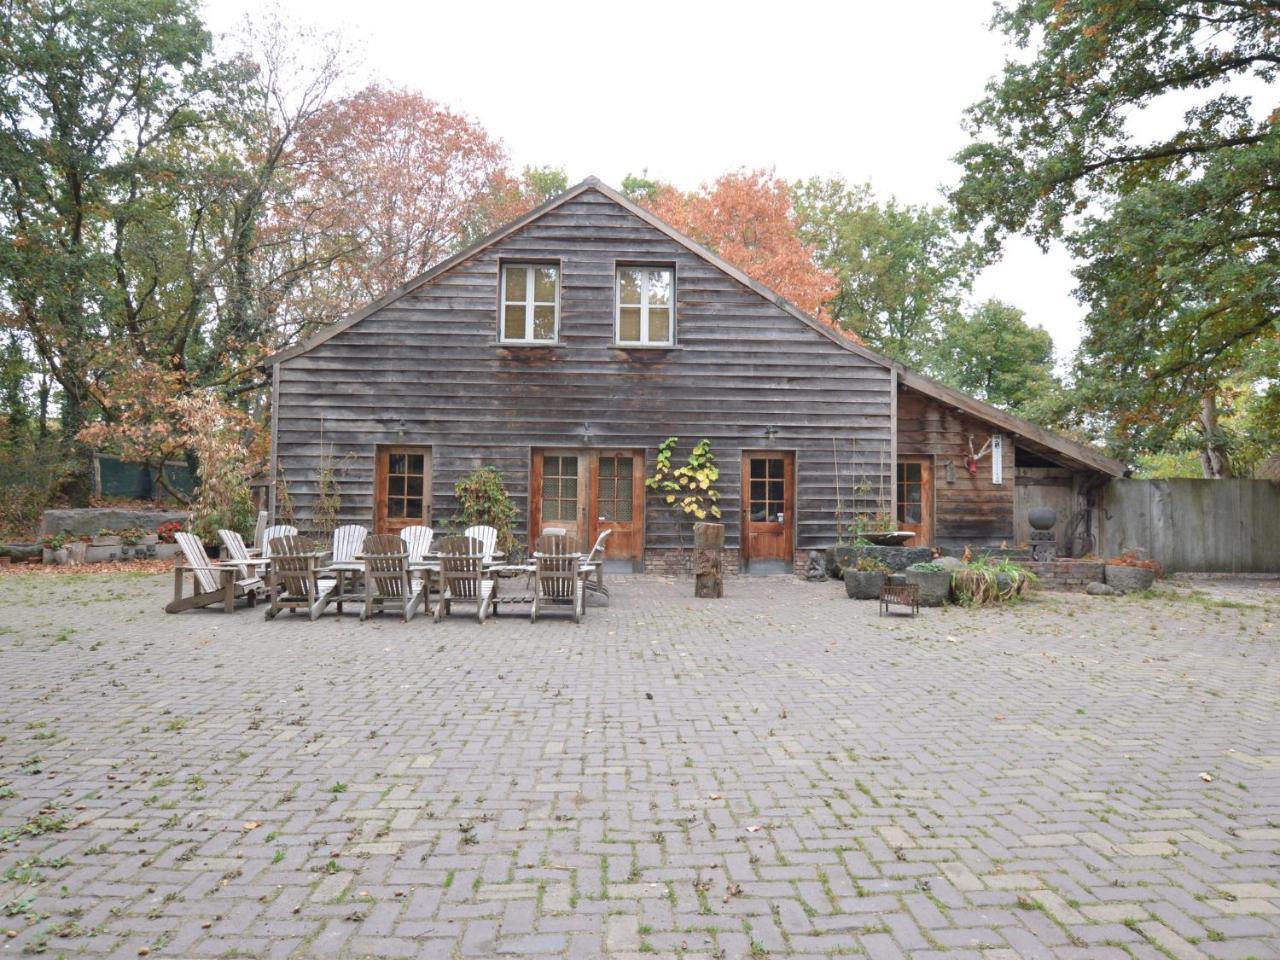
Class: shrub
853,556,890,574
951,557,1037,606
454,466,518,555
157,520,182,544
0,439,74,538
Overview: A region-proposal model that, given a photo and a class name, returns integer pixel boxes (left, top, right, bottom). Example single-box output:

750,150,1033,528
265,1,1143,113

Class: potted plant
93,527,123,547
845,555,890,599
952,557,1037,606
1104,550,1161,592
904,560,952,606
154,521,183,560
40,531,70,565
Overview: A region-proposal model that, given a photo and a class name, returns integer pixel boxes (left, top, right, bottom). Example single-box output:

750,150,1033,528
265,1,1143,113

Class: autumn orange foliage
282,86,507,310
638,170,848,335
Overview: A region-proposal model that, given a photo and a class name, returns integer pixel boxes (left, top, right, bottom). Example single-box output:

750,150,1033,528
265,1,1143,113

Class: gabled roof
265,175,1126,478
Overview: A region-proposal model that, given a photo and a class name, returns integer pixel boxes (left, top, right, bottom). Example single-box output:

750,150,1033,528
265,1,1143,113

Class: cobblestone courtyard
1,572,1278,960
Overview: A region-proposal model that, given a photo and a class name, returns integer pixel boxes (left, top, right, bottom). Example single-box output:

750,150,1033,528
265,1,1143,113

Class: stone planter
85,545,119,563
826,545,857,577
1104,564,1155,593
154,543,181,560
904,568,952,606
42,546,70,565
844,569,887,600
92,535,122,548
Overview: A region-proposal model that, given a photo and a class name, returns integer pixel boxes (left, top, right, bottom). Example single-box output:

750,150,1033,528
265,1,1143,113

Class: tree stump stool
692,522,724,599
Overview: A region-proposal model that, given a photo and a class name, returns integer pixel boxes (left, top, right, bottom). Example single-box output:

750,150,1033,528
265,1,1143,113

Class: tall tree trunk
1199,393,1232,479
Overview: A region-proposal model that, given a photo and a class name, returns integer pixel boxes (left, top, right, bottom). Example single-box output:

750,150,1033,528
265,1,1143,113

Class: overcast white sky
204,0,1086,358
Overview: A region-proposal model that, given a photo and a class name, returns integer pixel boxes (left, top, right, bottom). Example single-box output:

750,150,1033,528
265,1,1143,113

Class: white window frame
499,262,560,344
615,266,675,346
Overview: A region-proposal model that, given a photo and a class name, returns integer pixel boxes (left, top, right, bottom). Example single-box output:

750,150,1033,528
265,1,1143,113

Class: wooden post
692,522,724,599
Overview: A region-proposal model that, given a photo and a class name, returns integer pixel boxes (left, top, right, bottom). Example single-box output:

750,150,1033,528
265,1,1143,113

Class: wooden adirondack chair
167,532,263,614
360,534,427,621
582,529,612,598
399,525,434,562
264,535,337,621
463,525,498,562
531,535,585,623
249,510,268,555
219,529,271,581
260,525,297,559
331,524,368,563
434,536,494,623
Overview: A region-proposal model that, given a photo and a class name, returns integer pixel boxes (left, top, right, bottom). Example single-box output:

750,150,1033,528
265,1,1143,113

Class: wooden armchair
434,536,494,623
361,534,426,622
265,535,337,621
259,525,297,559
166,532,262,614
531,535,585,623
581,529,612,598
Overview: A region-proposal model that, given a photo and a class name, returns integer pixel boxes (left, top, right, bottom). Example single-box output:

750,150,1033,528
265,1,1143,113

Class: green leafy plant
453,466,518,555
907,560,946,573
646,438,722,522
853,556,890,574
39,531,69,550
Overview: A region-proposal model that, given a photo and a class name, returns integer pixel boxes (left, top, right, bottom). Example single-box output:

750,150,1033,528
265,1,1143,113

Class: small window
500,263,559,343
616,266,674,345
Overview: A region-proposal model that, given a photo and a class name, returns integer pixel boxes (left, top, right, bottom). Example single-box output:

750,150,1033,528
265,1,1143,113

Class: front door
531,449,645,565
741,451,795,572
896,457,933,547
532,451,586,546
589,450,645,564
374,445,431,535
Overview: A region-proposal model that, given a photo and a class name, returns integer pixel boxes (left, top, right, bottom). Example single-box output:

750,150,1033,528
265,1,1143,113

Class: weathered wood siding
1101,479,1280,573
274,187,894,558
896,386,1016,550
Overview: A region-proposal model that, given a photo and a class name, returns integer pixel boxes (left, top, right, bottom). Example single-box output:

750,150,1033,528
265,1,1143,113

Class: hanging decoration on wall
965,434,992,478
991,434,1003,484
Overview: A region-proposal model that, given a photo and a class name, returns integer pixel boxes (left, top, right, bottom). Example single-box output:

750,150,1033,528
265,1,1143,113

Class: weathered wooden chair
360,534,426,622
531,536,585,623
219,529,271,582
434,536,494,623
582,529,612,598
167,532,263,614
399,525,434,562
249,510,268,556
265,535,337,621
463,524,498,562
331,524,368,564
259,525,297,559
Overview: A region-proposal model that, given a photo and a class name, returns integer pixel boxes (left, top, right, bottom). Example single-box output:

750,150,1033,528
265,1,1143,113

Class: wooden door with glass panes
588,450,644,562
374,445,431,535
531,451,585,546
740,451,794,568
896,457,933,546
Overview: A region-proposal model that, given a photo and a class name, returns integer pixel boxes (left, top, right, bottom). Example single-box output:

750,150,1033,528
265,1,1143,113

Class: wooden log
692,522,724,599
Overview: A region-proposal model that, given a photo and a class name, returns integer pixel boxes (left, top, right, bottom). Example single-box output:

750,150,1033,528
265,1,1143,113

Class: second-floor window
616,266,674,346
501,263,559,343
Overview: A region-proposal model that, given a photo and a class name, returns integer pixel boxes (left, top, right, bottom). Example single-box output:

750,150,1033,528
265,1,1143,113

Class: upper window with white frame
616,266,674,346
500,263,559,343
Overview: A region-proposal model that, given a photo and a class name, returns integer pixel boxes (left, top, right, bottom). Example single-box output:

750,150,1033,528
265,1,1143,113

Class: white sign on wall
991,434,1003,484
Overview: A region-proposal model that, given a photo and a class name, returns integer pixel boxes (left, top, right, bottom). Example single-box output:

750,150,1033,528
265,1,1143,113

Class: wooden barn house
265,177,1124,573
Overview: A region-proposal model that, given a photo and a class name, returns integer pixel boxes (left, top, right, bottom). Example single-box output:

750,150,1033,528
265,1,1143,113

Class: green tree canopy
951,0,1280,476
792,178,981,366
932,300,1063,419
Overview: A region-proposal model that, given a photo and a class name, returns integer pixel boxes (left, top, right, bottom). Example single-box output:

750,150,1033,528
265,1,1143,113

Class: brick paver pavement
1,571,1277,960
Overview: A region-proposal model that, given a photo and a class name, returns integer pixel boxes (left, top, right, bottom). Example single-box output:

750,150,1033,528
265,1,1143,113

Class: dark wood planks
274,187,894,557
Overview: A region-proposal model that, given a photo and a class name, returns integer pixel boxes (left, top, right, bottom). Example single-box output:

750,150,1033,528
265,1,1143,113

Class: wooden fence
1101,479,1280,573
